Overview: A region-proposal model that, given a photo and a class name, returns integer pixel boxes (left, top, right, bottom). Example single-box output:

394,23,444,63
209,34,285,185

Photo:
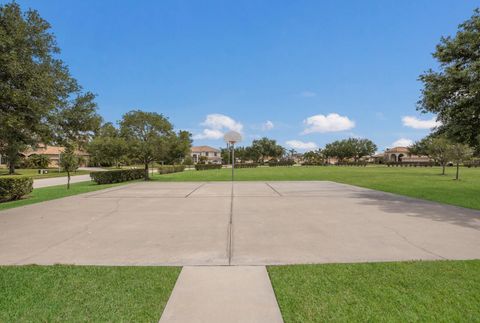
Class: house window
214,152,217,156
206,152,209,156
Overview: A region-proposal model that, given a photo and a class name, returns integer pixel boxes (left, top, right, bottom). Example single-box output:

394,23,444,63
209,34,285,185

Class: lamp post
223,131,242,182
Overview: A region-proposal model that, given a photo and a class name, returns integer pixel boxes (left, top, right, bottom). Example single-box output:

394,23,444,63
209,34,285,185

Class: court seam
185,182,207,198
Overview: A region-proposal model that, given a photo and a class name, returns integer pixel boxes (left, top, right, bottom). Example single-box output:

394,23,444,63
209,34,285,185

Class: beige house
21,145,90,167
384,146,430,163
191,146,222,164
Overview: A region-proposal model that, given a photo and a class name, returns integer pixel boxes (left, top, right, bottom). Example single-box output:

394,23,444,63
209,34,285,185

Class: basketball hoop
223,131,242,181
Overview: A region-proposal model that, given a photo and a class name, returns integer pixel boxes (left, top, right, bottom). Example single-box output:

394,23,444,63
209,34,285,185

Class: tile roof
191,145,220,153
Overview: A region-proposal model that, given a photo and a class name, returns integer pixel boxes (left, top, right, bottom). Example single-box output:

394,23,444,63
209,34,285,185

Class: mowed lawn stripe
268,260,480,323
0,265,181,322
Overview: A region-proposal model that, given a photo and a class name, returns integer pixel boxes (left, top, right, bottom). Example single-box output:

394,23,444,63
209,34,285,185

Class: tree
349,138,377,161
60,145,79,189
418,9,480,152
27,154,51,169
88,123,128,167
162,130,192,165
411,136,452,175
120,110,173,180
0,3,79,174
323,139,353,162
54,92,102,147
250,137,285,162
54,92,101,185
449,143,473,180
323,138,377,163
303,149,324,165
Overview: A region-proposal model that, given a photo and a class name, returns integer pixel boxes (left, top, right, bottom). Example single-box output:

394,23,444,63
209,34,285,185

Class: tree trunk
455,163,459,180
144,162,149,181
67,171,71,189
8,162,15,175
7,146,18,175
442,163,446,175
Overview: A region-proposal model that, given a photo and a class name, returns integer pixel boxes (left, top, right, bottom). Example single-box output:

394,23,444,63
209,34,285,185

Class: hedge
268,160,295,167
232,163,258,168
386,162,434,167
335,161,368,167
195,164,222,171
90,169,144,184
158,165,186,174
0,177,33,202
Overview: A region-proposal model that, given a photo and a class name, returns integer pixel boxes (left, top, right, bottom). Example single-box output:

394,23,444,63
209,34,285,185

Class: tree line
223,137,377,165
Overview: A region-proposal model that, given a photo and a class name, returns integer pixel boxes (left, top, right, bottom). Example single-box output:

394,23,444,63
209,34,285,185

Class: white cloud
193,128,224,140
201,114,243,132
194,114,243,140
302,113,355,134
286,140,318,150
392,138,413,147
261,120,274,131
402,116,441,129
300,91,317,97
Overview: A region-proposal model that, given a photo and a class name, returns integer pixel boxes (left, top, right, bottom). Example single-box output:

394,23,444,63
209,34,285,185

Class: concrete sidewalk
159,266,283,323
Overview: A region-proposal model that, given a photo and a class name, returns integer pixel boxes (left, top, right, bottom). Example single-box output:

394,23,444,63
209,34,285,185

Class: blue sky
10,0,478,151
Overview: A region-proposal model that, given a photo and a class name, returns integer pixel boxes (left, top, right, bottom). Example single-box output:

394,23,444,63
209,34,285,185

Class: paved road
33,174,92,189
32,167,107,189
1,181,479,265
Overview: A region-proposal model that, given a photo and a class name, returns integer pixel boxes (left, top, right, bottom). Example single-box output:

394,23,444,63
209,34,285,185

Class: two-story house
191,146,222,164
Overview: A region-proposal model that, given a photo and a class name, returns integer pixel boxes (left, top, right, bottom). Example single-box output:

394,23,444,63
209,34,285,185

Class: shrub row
268,160,295,167
90,169,145,184
233,163,258,168
465,160,480,168
0,177,33,202
335,161,368,167
302,162,329,166
386,162,434,167
195,164,222,171
158,165,186,174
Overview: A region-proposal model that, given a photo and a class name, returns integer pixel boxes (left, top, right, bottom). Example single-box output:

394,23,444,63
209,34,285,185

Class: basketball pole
231,143,235,182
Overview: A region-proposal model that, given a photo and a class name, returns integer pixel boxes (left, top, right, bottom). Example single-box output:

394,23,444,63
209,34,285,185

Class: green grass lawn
0,265,180,322
268,260,480,323
0,180,133,211
152,166,480,210
0,168,90,179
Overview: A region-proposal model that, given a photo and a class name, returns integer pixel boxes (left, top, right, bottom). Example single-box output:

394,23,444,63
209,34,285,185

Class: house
384,146,430,163
191,146,222,164
384,147,411,162
21,145,90,167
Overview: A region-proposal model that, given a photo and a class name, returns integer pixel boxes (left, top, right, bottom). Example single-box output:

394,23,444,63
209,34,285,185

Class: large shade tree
120,110,174,180
0,2,81,174
418,9,480,154
162,130,193,165
250,137,285,163
323,138,377,162
88,123,128,167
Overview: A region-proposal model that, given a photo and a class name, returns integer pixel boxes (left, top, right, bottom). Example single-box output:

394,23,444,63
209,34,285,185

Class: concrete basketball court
0,181,479,266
